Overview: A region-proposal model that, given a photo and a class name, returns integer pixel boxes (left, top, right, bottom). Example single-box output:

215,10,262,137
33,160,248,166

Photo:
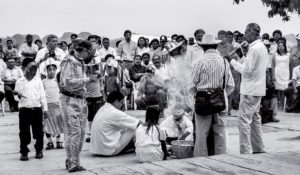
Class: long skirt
43,102,64,136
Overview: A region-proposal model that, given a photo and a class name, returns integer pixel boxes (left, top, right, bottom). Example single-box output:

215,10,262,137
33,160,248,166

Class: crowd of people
0,23,299,173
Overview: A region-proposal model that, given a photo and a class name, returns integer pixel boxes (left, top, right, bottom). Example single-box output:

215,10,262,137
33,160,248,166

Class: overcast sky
1,0,300,38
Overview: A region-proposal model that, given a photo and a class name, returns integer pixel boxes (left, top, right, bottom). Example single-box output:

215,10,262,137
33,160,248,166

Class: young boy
14,58,48,161
43,61,64,149
85,56,105,143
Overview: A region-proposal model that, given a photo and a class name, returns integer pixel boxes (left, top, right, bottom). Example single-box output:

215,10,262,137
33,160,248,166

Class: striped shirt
190,49,235,95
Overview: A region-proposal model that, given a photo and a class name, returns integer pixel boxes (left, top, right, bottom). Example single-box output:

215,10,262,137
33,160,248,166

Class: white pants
238,95,265,154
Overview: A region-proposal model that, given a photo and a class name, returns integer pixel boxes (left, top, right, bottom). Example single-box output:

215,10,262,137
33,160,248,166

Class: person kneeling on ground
90,91,142,156
135,105,168,163
160,104,193,144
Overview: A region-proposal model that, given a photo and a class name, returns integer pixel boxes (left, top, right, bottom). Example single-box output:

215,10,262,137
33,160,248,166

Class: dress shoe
56,142,64,149
46,142,54,150
35,151,43,159
20,153,29,161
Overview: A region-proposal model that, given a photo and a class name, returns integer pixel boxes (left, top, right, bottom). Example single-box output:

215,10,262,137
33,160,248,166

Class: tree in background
234,0,300,21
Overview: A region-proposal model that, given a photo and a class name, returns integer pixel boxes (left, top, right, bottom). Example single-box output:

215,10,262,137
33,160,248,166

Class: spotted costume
59,55,88,170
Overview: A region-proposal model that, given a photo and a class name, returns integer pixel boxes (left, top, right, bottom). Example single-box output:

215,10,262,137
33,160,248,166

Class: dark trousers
0,91,4,103
293,87,300,113
4,83,18,109
86,97,104,122
19,107,44,154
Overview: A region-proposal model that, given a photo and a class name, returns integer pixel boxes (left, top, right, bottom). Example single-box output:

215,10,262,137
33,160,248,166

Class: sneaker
35,151,43,159
56,142,64,149
68,166,86,173
20,153,29,161
46,142,54,150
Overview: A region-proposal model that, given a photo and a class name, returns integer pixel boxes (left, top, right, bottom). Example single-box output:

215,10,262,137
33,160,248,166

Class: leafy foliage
234,0,300,21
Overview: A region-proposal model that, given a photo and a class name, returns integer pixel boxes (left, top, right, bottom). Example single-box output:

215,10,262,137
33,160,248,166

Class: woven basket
171,140,194,159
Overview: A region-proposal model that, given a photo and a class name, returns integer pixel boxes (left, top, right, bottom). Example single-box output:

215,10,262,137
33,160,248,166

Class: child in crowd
14,58,48,161
43,61,64,149
104,55,121,96
85,56,105,143
135,105,168,163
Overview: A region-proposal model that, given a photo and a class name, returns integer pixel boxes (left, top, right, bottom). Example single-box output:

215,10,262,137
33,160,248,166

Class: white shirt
97,47,117,59
35,47,66,76
292,65,300,87
90,103,139,155
154,65,172,82
18,43,39,58
186,44,204,65
135,125,166,163
43,78,60,103
136,47,150,56
160,115,193,141
2,67,23,81
230,39,268,96
35,47,66,63
14,76,48,111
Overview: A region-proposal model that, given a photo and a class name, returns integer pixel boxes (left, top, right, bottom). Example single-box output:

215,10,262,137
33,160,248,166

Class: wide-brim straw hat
197,34,222,45
167,41,184,52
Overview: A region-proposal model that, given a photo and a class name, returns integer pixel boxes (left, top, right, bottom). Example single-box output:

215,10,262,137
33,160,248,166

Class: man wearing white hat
225,23,268,154
190,34,234,157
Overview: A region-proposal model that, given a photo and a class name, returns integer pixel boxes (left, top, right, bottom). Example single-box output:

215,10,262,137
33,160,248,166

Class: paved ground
0,110,299,175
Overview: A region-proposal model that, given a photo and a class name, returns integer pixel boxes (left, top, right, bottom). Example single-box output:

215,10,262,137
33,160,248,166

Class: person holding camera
135,66,166,112
35,35,66,79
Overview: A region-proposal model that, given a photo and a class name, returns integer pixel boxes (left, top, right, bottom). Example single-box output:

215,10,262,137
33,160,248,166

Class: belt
20,107,41,110
61,90,84,99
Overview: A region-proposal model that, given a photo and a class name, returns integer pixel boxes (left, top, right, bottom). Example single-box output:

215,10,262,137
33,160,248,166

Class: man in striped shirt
191,34,234,157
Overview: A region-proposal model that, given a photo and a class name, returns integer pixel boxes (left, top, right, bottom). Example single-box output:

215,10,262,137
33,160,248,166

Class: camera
49,51,56,58
146,67,155,74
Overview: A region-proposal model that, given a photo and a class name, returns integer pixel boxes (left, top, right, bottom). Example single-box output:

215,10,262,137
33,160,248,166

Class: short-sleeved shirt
292,65,300,87
18,43,39,59
2,67,23,81
116,40,137,62
90,103,139,155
